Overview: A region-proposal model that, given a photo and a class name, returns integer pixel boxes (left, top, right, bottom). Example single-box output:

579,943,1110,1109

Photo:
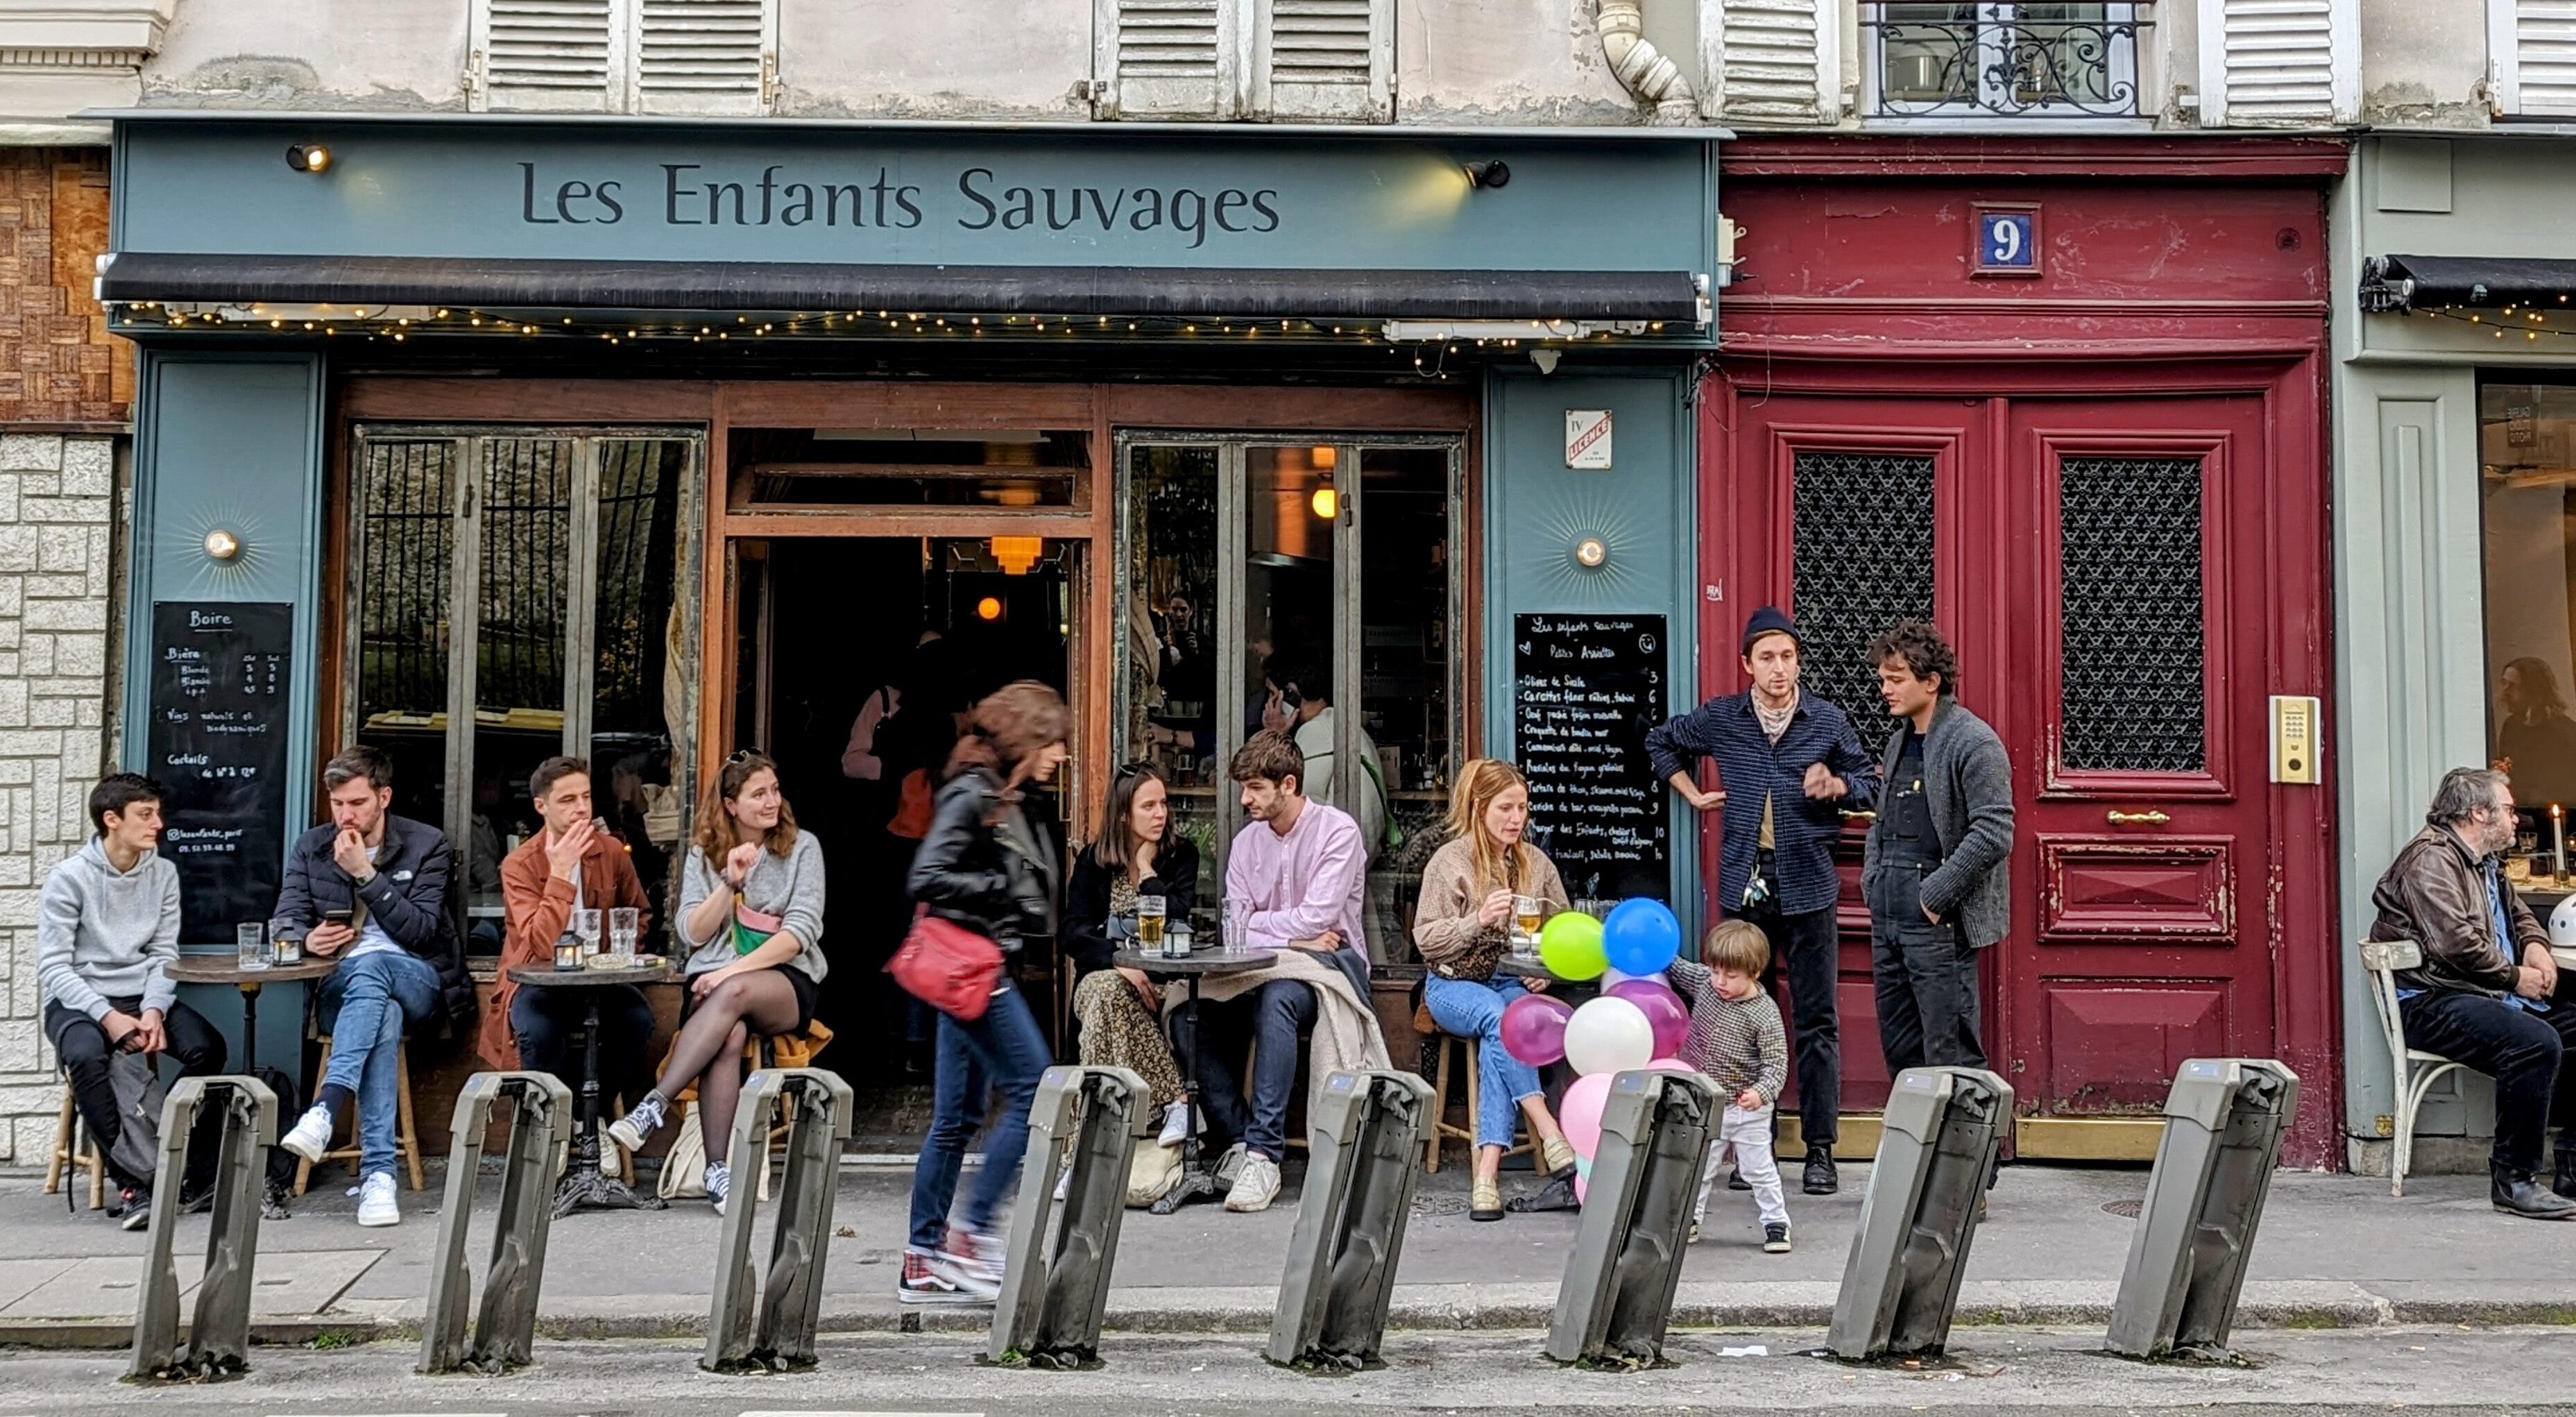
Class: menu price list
146,602,293,943
1513,613,1671,903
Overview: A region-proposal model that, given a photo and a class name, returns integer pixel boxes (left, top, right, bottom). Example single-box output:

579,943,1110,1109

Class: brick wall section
0,149,128,426
0,432,118,1164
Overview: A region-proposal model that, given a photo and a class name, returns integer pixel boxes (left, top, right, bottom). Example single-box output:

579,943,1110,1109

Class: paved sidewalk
5,1155,2574,1344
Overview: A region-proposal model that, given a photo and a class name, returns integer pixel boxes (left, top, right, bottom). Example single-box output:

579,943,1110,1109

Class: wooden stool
291,1035,427,1194
44,1082,105,1211
1424,1033,1532,1173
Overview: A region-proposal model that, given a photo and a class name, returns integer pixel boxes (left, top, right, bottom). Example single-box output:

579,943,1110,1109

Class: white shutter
1254,0,1392,121
636,0,775,114
1700,0,1837,125
1095,0,1240,118
472,0,624,113
2197,0,2358,126
2490,0,2576,116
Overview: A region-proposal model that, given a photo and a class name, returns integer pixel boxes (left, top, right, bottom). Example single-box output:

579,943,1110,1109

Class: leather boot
2492,1163,2576,1219
2555,1148,2576,1200
1802,1144,1839,1196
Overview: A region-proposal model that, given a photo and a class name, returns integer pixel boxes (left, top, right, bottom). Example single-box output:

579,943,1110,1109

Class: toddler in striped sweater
1668,919,1793,1253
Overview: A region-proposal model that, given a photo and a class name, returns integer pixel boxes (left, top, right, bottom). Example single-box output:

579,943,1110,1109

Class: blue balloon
1601,897,1682,977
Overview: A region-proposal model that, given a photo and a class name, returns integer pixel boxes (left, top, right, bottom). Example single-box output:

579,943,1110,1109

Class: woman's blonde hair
1444,758,1535,895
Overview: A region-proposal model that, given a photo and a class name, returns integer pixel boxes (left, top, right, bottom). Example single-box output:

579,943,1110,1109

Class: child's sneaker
1762,1221,1792,1254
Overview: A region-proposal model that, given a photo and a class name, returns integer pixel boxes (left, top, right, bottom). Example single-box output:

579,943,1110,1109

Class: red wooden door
1716,388,2294,1154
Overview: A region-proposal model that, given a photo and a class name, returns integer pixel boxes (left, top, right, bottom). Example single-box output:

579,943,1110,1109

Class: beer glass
1136,894,1168,949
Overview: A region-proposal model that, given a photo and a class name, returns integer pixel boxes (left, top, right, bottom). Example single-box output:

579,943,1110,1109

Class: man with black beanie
1646,606,1879,1194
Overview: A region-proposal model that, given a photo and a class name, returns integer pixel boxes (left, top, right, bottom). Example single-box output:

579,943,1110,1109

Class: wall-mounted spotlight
1574,536,1608,569
203,529,243,561
1464,160,1511,190
285,143,332,175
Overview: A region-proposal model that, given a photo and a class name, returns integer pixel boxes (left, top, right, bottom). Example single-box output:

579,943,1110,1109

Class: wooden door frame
1699,350,2342,1168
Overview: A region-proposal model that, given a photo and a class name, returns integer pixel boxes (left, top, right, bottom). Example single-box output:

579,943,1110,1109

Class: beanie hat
1741,606,1800,656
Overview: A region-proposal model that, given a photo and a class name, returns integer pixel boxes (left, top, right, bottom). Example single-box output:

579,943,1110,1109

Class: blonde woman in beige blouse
1415,758,1581,1221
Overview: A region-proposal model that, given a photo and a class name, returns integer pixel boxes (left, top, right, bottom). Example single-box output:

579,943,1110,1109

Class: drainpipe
1598,0,1700,124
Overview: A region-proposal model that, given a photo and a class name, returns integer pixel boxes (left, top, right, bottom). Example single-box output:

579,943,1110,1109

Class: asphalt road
15,1325,2576,1416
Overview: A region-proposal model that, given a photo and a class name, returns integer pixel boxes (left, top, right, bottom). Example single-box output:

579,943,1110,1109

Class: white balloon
1602,967,1668,990
2552,894,2576,953
1564,996,1656,1078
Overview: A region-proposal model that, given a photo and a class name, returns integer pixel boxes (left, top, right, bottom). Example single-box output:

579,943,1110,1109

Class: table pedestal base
1148,1166,1226,1215
552,1167,665,1217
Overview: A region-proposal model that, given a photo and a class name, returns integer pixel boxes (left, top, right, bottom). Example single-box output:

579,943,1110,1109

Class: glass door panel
590,439,692,937
1355,445,1458,958
1124,443,1225,924
466,437,575,864
352,438,459,821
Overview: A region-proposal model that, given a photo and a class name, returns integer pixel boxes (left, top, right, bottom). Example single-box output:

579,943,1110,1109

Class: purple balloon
1500,993,1576,1067
1605,979,1690,1060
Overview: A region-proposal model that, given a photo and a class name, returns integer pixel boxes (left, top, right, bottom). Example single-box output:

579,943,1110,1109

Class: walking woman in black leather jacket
900,681,1067,1305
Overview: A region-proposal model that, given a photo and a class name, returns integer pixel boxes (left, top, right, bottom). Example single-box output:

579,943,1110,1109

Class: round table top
507,960,674,987
1492,953,1559,981
169,955,339,987
1112,948,1274,976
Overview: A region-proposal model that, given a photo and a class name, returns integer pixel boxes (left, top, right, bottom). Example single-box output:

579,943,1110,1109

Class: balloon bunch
1497,897,1692,1202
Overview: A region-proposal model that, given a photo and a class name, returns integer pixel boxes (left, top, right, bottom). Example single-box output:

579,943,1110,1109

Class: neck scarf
1753,688,1799,745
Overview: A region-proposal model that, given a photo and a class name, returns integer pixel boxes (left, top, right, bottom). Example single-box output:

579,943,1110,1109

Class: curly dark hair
1866,619,1961,697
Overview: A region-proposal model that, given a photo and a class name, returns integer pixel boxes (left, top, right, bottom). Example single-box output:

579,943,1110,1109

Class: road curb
12,1279,2575,1350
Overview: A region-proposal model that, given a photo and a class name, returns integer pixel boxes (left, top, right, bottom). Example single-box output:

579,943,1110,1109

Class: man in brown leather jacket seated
2371,766,2576,1219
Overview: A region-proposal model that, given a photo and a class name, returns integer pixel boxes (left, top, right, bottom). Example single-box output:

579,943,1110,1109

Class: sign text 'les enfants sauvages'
518,162,1284,250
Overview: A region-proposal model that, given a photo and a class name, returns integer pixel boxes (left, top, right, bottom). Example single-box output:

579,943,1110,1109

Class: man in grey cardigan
1861,622,2015,1073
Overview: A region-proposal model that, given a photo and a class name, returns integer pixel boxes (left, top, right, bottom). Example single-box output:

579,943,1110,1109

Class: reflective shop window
2483,379,2576,830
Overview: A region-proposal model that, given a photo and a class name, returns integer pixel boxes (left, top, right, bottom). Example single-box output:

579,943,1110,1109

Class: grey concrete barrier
703,1067,854,1373
1269,1069,1435,1371
991,1064,1150,1368
1827,1065,2013,1361
2107,1058,2300,1360
420,1071,574,1374
1544,1068,1721,1367
130,1074,277,1381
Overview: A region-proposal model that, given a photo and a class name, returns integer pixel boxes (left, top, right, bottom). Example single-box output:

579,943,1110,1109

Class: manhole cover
2101,1198,2143,1219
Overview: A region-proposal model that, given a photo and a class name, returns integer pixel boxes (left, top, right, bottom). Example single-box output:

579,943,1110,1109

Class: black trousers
509,983,658,1104
44,996,228,1192
1873,922,1987,1074
1747,902,1840,1148
2400,988,2576,1176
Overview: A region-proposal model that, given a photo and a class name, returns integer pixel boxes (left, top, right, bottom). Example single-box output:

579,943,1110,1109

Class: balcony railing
1863,3,2149,119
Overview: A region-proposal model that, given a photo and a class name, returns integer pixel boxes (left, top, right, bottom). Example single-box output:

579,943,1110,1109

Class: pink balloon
1500,993,1575,1067
1644,1058,1694,1074
1606,979,1691,1060
1559,1072,1614,1160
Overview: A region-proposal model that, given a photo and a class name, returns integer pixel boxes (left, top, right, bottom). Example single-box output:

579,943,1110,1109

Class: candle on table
2554,803,2566,881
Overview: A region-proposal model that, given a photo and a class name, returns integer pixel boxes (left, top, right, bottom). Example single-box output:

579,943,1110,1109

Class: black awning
98,252,1702,323
2359,254,2576,314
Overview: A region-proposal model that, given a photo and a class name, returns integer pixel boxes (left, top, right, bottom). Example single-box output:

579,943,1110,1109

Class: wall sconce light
1573,536,1608,569
1465,160,1511,190
203,529,243,561
284,143,332,175
1310,486,1338,520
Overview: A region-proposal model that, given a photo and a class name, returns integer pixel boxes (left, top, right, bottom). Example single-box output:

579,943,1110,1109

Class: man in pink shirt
1177,731,1371,1212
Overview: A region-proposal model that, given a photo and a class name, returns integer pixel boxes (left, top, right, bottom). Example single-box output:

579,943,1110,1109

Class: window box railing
1862,3,2150,119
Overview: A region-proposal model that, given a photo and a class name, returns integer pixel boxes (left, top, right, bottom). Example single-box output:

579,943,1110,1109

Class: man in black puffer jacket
267,746,470,1228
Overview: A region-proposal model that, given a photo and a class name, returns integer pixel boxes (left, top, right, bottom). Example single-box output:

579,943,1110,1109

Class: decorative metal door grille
2058,455,2204,772
356,441,457,726
1791,451,1936,727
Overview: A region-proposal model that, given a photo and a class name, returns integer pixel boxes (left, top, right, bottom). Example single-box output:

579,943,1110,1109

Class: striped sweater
1668,959,1789,1106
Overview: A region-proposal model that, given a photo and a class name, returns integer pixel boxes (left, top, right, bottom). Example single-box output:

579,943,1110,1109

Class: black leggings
44,996,228,1191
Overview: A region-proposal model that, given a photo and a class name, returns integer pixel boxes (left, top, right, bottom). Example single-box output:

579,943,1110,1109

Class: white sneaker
356,1171,399,1228
280,1103,334,1164
1158,1101,1194,1148
1053,1164,1071,1202
1225,1153,1282,1212
705,1162,731,1217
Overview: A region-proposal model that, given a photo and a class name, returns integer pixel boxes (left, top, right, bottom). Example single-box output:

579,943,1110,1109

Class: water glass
1223,898,1251,955
573,908,604,959
608,906,640,963
235,922,269,971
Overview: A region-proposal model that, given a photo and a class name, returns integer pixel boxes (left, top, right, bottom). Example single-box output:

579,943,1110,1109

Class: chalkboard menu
147,602,293,944
1513,613,1671,902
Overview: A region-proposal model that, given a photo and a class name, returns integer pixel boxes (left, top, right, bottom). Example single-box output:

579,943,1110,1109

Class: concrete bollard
1544,1068,1721,1367
703,1067,854,1373
1827,1065,2012,1361
1268,1069,1435,1371
990,1064,1150,1368
2107,1058,2300,1360
420,1071,574,1374
130,1075,277,1381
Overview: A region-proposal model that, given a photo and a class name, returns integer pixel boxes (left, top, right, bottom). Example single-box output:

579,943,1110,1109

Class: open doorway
731,535,1072,1135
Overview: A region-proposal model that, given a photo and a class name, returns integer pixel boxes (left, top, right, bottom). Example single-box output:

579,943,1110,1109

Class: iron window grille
1863,3,2149,119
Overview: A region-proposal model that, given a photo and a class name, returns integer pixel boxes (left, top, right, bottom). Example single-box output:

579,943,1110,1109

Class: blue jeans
316,949,441,1180
1424,974,1544,1148
907,982,1051,1250
1175,980,1319,1162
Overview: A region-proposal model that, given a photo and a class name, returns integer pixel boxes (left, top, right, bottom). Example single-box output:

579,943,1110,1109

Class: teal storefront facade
101,114,1721,1114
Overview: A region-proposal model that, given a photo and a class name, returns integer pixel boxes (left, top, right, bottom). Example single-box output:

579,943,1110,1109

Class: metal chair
2360,937,2466,1197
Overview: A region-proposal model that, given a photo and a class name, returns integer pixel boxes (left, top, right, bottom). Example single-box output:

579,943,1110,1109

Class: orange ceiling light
990,536,1043,575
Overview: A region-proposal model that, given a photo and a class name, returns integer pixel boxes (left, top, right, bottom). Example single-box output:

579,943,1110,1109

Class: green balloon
1539,910,1608,981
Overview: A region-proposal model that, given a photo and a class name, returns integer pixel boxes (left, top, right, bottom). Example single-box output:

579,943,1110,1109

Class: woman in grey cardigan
607,750,827,1214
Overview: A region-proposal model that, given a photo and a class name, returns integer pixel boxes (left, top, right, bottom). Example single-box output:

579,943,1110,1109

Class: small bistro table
1111,946,1272,1214
506,960,671,1216
168,954,339,1076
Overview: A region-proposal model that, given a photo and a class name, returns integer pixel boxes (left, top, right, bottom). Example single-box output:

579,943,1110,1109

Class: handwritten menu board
1513,613,1670,902
147,602,293,943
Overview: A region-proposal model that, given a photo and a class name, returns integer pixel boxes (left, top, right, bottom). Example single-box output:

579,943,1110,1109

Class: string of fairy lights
105,300,1675,378
2407,300,2576,343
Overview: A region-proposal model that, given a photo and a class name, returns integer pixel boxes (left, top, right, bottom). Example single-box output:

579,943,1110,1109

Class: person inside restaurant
480,756,658,1108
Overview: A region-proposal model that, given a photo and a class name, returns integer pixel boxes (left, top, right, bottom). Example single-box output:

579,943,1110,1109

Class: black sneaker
178,1185,214,1216
119,1186,153,1232
1728,1167,1751,1191
1802,1145,1839,1196
1762,1221,1791,1254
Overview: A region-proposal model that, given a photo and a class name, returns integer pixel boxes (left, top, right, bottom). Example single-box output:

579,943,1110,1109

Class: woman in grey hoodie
606,751,826,1214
